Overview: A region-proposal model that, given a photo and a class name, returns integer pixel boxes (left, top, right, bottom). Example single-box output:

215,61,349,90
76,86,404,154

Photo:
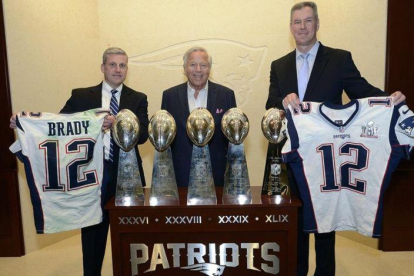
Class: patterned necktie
109,89,119,162
298,53,309,101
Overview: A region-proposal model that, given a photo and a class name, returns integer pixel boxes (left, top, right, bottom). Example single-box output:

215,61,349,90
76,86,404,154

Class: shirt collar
296,41,320,59
103,81,123,95
187,80,209,94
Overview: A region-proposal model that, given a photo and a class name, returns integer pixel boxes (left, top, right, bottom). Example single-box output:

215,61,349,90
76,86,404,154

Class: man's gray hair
102,47,127,64
183,46,212,68
290,1,318,22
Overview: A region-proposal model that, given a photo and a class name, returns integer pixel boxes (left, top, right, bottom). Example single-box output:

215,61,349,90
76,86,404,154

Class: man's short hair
290,1,318,22
102,47,127,64
183,46,212,68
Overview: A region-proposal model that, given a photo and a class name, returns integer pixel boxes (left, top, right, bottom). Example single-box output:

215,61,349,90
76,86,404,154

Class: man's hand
102,115,115,130
390,91,406,105
10,114,17,129
283,93,300,110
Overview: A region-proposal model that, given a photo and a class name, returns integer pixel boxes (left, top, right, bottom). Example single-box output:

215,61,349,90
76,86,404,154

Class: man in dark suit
61,47,149,276
161,46,236,187
265,2,406,276
9,47,149,275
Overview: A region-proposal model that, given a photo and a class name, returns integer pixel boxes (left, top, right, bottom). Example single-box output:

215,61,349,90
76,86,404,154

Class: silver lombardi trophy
221,108,252,205
148,110,179,206
112,109,144,206
186,107,216,205
261,108,289,196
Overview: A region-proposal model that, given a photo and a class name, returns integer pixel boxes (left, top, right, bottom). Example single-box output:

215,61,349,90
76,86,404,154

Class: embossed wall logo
130,39,268,107
166,216,202,224
266,214,288,223
130,242,280,275
218,215,249,224
118,217,149,225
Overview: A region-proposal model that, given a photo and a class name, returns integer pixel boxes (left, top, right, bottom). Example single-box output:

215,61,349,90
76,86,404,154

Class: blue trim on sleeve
16,115,24,132
289,161,318,232
19,155,45,234
286,110,300,151
372,145,406,236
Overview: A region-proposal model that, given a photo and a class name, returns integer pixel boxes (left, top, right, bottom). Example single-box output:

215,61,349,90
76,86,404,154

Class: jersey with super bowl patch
10,109,109,234
282,97,413,237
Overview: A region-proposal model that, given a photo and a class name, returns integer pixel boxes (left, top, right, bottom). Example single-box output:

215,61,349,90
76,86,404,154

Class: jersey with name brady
282,97,413,237
10,109,109,234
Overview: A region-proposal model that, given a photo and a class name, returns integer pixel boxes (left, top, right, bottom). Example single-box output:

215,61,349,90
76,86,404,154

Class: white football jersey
10,109,109,234
282,97,414,237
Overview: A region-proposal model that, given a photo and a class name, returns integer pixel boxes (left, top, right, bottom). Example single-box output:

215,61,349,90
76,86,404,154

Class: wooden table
107,186,300,276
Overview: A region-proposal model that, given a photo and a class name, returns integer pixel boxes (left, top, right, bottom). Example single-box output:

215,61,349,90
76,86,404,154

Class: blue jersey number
39,139,98,191
317,142,369,194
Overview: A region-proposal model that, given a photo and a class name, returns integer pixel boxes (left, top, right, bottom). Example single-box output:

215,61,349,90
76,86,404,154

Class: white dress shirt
296,41,320,80
187,81,208,112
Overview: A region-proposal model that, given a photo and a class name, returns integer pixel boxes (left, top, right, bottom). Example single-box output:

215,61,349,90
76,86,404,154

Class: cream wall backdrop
3,0,387,253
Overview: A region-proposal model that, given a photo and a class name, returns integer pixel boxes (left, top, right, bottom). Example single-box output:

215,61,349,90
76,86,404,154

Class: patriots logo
181,263,226,275
271,163,281,176
399,116,414,136
129,39,267,107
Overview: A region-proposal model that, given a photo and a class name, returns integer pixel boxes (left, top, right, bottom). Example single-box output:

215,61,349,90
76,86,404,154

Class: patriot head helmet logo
181,263,226,276
399,115,414,136
129,39,268,107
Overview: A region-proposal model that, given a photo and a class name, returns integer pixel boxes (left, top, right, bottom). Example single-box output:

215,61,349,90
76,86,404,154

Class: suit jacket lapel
304,43,328,100
286,51,298,95
178,83,190,121
89,83,102,108
207,81,218,115
119,85,131,110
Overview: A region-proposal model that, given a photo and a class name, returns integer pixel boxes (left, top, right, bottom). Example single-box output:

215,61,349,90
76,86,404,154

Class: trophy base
223,143,251,205
149,196,179,206
150,148,179,206
262,142,290,196
187,197,217,206
260,195,291,205
115,149,145,207
187,145,217,206
115,195,145,206
222,194,252,205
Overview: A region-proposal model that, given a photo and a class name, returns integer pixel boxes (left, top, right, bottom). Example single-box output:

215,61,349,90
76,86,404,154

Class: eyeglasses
106,62,128,69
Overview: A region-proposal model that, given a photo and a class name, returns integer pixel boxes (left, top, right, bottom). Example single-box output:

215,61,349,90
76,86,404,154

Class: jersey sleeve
12,112,33,158
394,104,414,157
396,104,414,137
281,107,301,163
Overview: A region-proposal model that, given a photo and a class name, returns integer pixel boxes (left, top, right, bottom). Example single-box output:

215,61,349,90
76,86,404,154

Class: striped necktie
298,53,309,101
109,89,119,162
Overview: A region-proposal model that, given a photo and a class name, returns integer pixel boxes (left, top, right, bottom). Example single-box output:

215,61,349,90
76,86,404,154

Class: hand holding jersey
282,97,413,237
10,109,109,234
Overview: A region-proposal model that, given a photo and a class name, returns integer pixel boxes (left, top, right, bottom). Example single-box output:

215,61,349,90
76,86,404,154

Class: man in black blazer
161,46,236,187
61,47,148,276
266,2,406,276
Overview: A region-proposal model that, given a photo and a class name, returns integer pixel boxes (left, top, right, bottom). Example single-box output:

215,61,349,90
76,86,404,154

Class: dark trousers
81,161,115,276
288,166,336,276
296,206,336,276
